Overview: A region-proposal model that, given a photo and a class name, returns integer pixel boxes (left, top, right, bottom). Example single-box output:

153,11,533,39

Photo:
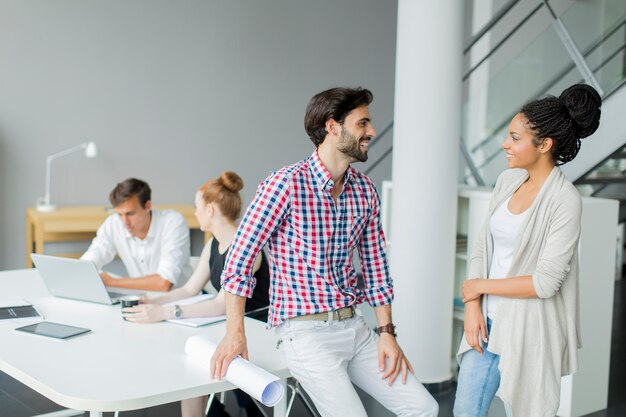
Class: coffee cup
120,295,141,320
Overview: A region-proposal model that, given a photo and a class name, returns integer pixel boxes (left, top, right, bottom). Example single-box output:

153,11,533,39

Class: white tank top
486,195,529,320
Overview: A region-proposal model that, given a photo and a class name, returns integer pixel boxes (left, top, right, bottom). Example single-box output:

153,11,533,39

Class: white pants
276,315,439,417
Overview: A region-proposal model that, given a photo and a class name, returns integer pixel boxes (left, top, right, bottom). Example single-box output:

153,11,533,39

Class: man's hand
464,300,488,354
123,304,167,323
462,279,483,303
100,271,114,286
210,331,248,380
378,333,415,386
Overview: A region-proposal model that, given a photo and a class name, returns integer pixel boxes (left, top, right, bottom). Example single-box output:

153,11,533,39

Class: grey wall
0,0,397,270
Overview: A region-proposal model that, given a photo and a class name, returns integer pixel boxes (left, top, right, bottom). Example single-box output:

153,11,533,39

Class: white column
391,0,463,384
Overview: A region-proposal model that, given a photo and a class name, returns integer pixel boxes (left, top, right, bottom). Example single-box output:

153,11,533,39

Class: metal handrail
473,37,626,174
464,0,521,54
474,50,626,174
593,45,626,78
368,120,394,151
470,16,626,155
604,77,626,102
463,3,544,81
460,140,485,185
364,146,393,176
363,120,393,176
366,2,626,184
365,1,545,179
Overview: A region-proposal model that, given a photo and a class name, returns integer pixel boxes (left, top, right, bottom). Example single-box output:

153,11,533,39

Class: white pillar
391,0,463,384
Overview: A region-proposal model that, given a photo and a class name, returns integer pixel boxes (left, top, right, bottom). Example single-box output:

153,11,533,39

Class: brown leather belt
289,305,355,322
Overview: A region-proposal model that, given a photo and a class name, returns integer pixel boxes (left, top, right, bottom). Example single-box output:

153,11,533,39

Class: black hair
109,178,151,208
520,84,602,165
304,87,373,147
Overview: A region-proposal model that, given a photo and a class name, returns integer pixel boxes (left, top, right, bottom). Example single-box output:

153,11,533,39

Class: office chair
284,378,320,417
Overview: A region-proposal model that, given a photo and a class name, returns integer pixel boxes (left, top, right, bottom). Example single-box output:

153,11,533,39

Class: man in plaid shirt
211,87,438,417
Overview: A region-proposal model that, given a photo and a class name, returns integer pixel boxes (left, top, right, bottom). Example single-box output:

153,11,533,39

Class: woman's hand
123,303,168,323
462,279,483,303
464,300,488,354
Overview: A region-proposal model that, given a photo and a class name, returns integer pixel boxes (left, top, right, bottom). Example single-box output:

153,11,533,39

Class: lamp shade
37,141,99,212
85,142,98,158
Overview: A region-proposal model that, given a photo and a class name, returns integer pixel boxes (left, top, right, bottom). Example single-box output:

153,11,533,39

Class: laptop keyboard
107,291,125,299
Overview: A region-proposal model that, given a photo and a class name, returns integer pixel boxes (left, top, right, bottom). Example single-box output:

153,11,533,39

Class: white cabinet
454,186,493,321
451,186,493,378
557,196,617,417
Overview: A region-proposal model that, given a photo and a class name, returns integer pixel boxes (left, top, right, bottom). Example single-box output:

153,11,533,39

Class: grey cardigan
457,167,582,417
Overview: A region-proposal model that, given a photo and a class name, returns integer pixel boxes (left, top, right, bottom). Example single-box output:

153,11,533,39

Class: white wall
0,0,397,269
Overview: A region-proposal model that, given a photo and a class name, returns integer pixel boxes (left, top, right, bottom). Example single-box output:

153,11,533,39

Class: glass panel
462,4,577,185
462,0,626,186
561,0,626,96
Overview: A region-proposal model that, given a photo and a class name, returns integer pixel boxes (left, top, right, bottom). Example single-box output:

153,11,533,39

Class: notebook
31,254,128,305
0,299,43,322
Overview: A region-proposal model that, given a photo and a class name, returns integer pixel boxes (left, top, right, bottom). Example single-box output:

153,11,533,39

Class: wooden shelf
25,205,211,268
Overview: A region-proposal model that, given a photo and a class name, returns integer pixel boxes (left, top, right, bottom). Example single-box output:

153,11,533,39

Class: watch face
174,305,182,319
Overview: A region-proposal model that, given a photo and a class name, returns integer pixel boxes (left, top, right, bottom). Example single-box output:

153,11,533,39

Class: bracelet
375,323,397,337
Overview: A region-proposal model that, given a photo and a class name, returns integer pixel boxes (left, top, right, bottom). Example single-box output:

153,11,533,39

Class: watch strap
376,323,397,337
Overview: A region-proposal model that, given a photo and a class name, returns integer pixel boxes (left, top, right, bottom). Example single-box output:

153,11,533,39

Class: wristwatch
376,323,397,337
173,305,183,319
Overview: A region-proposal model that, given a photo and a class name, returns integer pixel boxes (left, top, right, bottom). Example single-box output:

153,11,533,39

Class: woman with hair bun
125,171,269,417
453,84,602,417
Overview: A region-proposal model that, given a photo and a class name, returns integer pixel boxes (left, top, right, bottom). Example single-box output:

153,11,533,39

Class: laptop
31,254,128,305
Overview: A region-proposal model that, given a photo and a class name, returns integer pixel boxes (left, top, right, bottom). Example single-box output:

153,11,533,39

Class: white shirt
81,209,193,287
486,196,529,320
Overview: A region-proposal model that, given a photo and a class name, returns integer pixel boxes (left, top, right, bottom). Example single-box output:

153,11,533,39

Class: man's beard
337,127,369,162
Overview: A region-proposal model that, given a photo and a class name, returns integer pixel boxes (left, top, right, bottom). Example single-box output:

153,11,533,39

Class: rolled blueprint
185,334,284,406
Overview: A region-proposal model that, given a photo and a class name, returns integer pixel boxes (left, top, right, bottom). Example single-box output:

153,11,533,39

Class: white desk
0,269,289,416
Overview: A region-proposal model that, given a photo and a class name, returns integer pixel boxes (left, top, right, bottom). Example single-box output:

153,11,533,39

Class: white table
0,269,289,416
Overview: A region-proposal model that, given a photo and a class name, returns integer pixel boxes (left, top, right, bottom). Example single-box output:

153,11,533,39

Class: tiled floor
2,279,624,416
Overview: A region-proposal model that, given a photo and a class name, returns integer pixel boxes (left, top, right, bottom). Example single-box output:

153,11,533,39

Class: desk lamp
36,142,98,212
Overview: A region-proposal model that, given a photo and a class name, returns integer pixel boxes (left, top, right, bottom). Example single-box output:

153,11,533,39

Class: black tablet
15,321,91,339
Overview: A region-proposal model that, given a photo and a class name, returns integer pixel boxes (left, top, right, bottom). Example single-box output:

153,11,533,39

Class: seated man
81,178,192,291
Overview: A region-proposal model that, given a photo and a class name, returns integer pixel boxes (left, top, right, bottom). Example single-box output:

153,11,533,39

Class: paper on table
164,294,224,327
164,293,215,306
185,334,284,406
166,315,226,327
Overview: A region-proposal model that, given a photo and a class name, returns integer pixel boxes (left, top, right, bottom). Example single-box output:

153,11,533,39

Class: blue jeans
453,319,512,417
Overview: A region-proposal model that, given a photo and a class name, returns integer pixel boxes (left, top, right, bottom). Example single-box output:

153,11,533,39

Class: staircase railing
365,0,626,186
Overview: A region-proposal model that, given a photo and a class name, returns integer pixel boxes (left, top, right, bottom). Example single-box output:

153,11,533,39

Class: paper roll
185,334,284,406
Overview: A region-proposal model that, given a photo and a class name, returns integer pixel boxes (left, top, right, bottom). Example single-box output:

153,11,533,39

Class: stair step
577,175,626,185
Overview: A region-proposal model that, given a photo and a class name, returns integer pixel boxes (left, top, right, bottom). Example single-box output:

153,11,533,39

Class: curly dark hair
304,87,373,147
520,84,602,165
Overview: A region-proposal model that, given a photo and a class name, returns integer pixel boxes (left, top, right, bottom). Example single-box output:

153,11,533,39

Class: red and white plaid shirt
221,151,393,328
